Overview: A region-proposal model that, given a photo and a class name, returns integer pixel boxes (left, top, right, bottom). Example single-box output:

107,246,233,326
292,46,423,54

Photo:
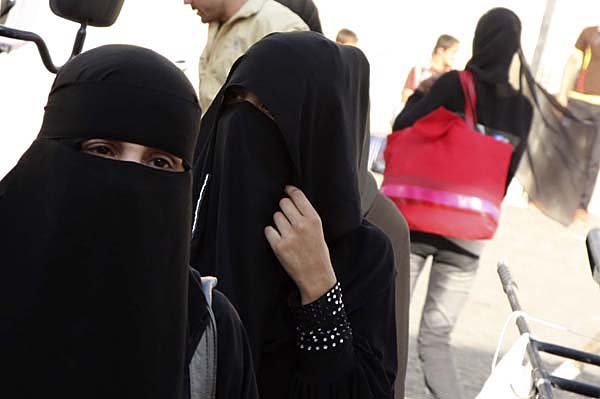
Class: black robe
192,32,397,398
0,45,200,398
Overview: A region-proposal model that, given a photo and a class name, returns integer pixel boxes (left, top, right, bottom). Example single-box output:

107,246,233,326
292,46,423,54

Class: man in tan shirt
184,0,308,112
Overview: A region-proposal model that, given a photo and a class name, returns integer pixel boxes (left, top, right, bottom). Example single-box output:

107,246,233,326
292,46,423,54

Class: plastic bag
476,334,534,399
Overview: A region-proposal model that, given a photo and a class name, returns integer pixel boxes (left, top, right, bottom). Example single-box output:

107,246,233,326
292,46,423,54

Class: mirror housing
50,0,124,27
0,0,124,71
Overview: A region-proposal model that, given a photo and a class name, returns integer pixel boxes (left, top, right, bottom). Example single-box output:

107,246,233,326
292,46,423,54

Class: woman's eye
86,145,116,157
149,157,175,170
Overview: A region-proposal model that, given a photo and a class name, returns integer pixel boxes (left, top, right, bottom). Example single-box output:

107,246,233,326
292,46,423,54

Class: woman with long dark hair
191,32,398,398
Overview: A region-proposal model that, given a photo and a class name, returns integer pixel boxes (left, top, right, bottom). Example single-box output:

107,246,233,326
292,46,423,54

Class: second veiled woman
192,32,398,398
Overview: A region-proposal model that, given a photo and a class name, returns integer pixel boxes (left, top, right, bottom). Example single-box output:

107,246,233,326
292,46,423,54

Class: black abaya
192,32,397,398
0,45,199,398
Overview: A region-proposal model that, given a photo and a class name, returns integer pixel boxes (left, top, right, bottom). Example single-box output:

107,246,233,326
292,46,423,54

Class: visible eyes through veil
225,88,274,121
81,139,184,172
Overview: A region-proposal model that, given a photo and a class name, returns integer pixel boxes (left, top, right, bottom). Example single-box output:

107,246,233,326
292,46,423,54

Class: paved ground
404,202,600,398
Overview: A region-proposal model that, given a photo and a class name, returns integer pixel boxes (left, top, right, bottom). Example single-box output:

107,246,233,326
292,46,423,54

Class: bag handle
459,70,478,129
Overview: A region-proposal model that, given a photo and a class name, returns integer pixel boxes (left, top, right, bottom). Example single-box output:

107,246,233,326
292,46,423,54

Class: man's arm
558,27,590,105
558,49,584,106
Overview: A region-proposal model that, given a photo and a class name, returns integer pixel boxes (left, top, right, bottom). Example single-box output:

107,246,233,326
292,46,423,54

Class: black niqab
192,32,397,398
467,8,521,85
41,45,199,166
0,45,200,398
195,32,367,242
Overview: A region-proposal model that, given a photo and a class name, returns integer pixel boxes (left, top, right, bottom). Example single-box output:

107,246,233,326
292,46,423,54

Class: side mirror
0,0,124,72
50,0,124,27
586,228,600,287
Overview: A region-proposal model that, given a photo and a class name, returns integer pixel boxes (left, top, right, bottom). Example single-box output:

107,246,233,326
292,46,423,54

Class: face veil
0,45,200,398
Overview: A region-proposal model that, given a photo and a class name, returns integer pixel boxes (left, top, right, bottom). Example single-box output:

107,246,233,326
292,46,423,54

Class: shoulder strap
459,70,478,129
189,276,218,399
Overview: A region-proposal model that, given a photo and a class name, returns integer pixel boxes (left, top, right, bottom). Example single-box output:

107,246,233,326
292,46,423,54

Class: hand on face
265,186,337,305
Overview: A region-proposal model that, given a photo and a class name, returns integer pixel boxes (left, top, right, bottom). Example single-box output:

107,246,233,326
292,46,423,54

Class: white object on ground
477,333,534,399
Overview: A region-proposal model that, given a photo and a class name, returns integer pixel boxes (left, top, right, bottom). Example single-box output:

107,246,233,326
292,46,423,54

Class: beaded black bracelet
290,282,352,352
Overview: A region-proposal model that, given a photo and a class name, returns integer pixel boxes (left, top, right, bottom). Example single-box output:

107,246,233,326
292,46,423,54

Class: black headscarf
467,7,521,84
275,0,323,33
190,31,381,375
0,45,200,398
194,32,368,243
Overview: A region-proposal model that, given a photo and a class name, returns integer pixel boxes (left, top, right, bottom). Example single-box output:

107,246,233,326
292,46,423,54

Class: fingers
273,211,292,236
285,186,318,219
279,197,302,226
264,225,281,248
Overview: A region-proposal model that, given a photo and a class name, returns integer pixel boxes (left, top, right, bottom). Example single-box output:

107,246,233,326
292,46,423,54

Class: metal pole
0,22,88,73
548,375,600,397
530,0,557,77
70,23,87,58
0,25,57,73
497,262,554,398
534,339,600,367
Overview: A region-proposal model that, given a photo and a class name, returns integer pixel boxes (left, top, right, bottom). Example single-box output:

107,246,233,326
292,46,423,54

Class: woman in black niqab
394,7,533,182
0,45,200,398
391,8,535,399
192,32,397,398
